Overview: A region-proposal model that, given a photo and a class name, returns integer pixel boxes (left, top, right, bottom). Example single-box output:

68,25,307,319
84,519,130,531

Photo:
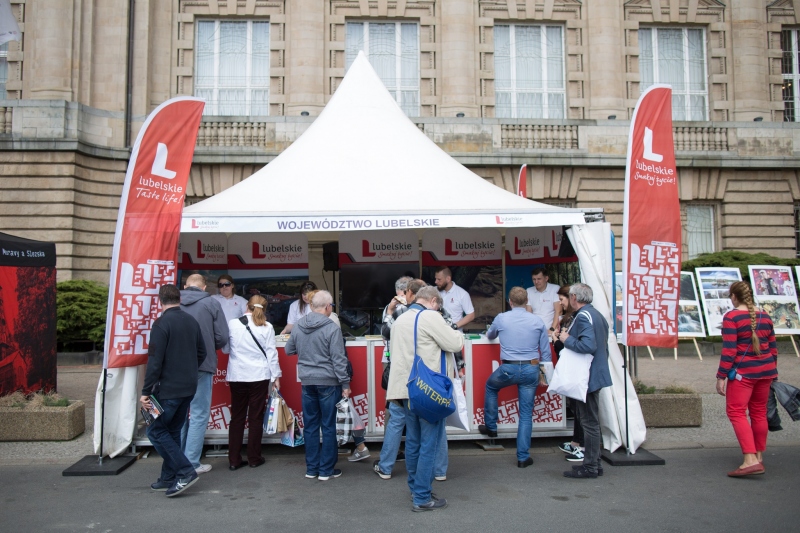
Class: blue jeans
435,421,448,477
378,401,405,474
302,385,341,477
146,396,195,483
180,371,212,468
483,363,538,461
404,400,445,506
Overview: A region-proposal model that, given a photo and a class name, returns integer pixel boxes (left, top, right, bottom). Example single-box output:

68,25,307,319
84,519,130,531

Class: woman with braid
716,281,778,477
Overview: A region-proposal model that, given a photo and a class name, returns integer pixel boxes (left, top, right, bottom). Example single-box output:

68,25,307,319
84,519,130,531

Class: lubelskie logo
253,242,303,259
190,219,219,229
197,241,225,259
445,239,495,256
495,215,523,225
362,240,411,257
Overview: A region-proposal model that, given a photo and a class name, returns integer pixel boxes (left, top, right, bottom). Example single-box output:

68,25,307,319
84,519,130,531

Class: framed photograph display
748,265,800,335
695,267,742,336
678,272,706,337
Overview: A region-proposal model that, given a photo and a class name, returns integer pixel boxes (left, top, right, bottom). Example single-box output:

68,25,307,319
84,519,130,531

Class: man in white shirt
211,275,249,353
434,267,475,331
525,268,561,331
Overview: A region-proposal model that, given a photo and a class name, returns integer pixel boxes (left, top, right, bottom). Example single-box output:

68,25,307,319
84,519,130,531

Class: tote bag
547,310,594,402
445,356,470,430
407,310,456,423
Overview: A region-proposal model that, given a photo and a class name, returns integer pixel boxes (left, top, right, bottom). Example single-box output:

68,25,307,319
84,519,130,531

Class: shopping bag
336,398,353,446
277,397,294,434
547,348,593,402
406,311,455,423
346,398,365,432
445,376,469,430
767,386,782,432
279,411,305,447
264,392,282,434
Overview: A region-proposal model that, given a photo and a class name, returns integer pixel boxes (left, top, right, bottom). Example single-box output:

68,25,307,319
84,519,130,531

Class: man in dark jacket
285,290,350,481
141,284,207,497
558,283,612,479
179,273,229,474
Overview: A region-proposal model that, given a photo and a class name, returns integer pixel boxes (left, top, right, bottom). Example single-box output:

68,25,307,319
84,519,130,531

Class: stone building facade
0,0,798,283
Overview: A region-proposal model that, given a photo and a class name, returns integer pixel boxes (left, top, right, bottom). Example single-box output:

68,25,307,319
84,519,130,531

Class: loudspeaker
323,241,339,271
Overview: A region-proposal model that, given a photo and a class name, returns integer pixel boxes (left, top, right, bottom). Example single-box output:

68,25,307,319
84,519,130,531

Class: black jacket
142,306,207,399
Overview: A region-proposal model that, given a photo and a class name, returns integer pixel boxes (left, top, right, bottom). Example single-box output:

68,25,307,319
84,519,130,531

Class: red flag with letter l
104,97,205,368
622,85,681,348
517,164,527,198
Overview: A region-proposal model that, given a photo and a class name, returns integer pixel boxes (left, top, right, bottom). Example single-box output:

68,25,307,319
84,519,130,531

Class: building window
194,20,270,116
782,30,800,122
685,205,715,259
639,27,707,121
0,42,8,99
346,22,419,117
494,25,566,119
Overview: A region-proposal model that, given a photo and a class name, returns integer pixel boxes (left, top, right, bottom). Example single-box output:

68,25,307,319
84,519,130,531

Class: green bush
56,280,108,350
663,385,695,394
634,380,656,395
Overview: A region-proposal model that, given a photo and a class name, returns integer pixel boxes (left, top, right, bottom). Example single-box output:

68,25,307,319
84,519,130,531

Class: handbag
406,310,456,423
279,410,305,447
771,381,800,421
726,339,753,381
547,310,594,402
445,356,469,431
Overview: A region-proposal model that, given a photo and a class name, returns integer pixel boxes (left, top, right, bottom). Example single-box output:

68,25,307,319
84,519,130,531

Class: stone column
439,0,478,117
285,0,325,115
729,0,770,120
585,0,625,119
27,0,75,100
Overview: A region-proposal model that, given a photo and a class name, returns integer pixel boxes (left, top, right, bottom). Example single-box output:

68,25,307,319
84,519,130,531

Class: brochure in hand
140,395,164,426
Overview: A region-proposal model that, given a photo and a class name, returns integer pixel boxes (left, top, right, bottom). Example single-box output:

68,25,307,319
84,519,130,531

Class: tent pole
98,368,107,465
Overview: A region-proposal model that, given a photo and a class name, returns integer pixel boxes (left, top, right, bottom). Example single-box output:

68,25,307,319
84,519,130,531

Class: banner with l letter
94,97,205,457
622,85,681,348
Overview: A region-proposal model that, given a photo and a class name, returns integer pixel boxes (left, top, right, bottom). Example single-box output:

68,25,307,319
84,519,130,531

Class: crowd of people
140,268,779,504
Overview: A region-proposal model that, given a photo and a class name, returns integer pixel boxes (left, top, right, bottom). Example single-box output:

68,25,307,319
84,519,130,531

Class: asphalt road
1,443,797,533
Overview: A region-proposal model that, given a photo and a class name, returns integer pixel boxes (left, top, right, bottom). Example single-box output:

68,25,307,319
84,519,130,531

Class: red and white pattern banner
104,97,205,368
622,85,681,348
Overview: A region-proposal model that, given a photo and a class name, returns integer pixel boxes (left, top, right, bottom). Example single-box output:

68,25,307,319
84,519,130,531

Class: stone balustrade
673,126,729,151
500,124,580,149
0,106,12,134
197,120,270,147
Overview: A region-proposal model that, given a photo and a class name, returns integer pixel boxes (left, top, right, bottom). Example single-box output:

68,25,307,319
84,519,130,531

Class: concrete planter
638,394,702,427
0,400,85,441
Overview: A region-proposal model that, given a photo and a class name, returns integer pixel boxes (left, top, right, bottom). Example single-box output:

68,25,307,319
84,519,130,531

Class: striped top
716,309,778,380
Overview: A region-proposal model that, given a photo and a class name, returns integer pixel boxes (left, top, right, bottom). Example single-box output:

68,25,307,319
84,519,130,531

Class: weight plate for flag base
62,454,137,476
475,439,505,451
601,447,665,466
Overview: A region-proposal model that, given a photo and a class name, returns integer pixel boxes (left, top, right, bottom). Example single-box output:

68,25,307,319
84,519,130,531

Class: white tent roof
182,52,584,233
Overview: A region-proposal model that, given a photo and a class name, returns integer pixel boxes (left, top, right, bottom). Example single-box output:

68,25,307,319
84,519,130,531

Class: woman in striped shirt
716,281,778,478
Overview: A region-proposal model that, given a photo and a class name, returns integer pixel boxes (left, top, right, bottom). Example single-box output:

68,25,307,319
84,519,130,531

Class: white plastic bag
445,377,469,430
264,392,281,434
547,348,593,402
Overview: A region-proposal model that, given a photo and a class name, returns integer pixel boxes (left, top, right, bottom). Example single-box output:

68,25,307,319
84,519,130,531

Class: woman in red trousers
716,281,778,477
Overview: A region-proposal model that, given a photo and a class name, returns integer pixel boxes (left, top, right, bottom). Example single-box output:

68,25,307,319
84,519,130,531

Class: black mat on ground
601,447,666,466
62,455,137,476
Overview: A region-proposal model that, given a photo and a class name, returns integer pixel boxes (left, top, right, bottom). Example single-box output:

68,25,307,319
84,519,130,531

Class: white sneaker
195,464,212,474
565,448,585,462
434,475,446,481
348,446,371,462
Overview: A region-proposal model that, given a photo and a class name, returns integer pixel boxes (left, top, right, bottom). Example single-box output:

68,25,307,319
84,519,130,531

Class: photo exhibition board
695,267,742,337
748,265,800,335
678,271,706,338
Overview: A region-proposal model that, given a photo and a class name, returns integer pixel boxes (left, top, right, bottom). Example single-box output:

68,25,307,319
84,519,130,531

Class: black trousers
228,380,270,465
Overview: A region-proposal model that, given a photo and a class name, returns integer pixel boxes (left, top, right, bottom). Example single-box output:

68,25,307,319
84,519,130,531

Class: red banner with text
104,97,205,368
622,85,681,348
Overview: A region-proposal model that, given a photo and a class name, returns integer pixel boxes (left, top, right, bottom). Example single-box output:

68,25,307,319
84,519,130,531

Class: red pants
725,378,771,454
228,380,270,466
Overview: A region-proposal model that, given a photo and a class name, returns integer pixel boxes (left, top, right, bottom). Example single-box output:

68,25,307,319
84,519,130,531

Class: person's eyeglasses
218,282,232,288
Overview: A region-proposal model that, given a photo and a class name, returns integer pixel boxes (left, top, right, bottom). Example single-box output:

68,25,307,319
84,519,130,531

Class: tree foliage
56,280,108,348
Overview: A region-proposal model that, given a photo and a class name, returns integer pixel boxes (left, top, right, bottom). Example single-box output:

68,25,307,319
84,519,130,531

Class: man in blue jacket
141,284,207,497
558,283,611,479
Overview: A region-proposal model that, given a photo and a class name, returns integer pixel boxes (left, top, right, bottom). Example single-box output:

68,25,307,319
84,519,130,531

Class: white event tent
96,52,646,457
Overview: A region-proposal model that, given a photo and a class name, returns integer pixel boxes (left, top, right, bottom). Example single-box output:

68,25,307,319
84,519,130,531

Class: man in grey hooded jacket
179,273,229,474
285,290,351,481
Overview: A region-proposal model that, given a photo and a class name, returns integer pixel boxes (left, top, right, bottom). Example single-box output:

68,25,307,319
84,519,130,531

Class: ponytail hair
247,295,268,327
729,281,761,355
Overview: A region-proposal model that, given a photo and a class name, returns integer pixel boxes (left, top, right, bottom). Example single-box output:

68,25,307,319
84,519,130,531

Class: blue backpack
407,310,456,423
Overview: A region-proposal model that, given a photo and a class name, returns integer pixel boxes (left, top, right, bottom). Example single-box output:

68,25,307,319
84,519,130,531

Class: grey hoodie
284,312,349,388
180,287,229,374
